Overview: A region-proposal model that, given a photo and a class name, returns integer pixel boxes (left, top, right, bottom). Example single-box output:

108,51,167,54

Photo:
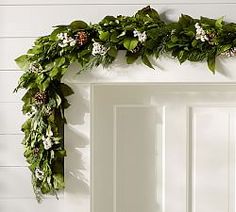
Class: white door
92,84,236,212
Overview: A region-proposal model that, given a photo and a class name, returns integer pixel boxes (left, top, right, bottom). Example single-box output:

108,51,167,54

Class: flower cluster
92,41,108,56
35,168,44,181
195,23,209,42
133,30,147,43
42,130,54,150
57,32,76,48
221,47,236,57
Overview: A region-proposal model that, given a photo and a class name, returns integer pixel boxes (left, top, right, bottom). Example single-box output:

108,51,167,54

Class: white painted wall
1,1,236,212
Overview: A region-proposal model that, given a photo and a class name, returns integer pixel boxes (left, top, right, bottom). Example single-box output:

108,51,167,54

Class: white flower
133,30,147,43
35,168,44,181
195,22,209,43
92,41,108,56
221,47,236,57
42,130,54,150
26,105,37,117
57,32,76,48
43,136,53,150
117,31,126,38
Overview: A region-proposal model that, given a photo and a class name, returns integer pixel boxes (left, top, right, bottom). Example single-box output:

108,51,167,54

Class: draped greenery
15,6,236,201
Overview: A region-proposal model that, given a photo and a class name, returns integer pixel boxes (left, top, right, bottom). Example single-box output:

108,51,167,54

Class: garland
15,6,236,202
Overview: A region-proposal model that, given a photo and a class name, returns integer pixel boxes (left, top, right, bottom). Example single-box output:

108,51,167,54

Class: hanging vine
15,6,236,201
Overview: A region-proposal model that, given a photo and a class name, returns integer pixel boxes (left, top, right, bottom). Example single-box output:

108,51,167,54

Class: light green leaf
215,16,224,29
53,174,64,189
15,55,29,70
99,31,110,41
123,38,139,51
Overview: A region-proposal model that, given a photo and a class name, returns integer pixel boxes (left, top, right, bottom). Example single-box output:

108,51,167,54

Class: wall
1,0,236,212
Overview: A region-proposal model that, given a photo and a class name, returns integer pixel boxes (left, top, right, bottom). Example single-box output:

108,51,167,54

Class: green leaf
15,55,29,70
179,14,194,27
177,50,188,64
49,67,60,78
215,16,224,29
171,35,178,43
69,20,88,31
99,31,110,41
55,57,66,67
142,55,154,69
60,83,74,97
42,78,51,91
126,53,139,64
191,39,198,47
207,51,216,73
50,27,67,40
53,174,64,190
123,38,139,51
110,32,119,43
218,44,232,53
107,47,118,58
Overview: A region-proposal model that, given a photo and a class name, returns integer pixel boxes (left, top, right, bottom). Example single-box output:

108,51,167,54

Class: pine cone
34,92,48,105
76,31,88,47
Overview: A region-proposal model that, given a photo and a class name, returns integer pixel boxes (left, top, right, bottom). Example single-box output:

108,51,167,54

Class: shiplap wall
1,1,236,212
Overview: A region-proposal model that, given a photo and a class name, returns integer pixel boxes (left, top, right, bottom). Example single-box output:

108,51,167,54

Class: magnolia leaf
123,38,139,51
69,20,88,30
126,53,139,64
60,83,74,97
142,54,155,69
207,52,216,73
107,47,118,58
15,55,29,70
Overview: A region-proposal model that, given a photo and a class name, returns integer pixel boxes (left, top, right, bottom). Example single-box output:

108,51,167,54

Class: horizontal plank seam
0,133,23,135
1,3,236,6
0,166,27,168
0,196,64,200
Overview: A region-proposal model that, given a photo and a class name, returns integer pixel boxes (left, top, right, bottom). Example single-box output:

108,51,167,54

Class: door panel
190,107,235,212
92,84,236,212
